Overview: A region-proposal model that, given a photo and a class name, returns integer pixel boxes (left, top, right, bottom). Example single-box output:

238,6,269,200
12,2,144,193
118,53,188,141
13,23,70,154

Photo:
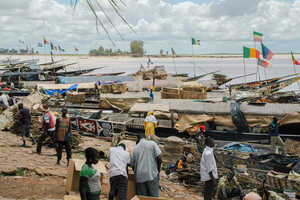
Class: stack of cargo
66,92,86,104
180,85,207,99
162,136,185,166
161,88,181,99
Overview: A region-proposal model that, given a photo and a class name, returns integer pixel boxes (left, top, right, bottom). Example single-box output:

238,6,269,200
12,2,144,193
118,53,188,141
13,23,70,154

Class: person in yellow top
144,111,158,138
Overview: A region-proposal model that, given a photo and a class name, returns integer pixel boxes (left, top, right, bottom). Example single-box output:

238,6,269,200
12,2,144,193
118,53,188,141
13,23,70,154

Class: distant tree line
89,40,145,57
0,48,38,55
89,46,130,56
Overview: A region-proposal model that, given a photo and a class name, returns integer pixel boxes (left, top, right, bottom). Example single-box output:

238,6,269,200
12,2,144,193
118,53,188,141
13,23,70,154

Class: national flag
43,37,49,45
50,42,54,50
74,47,79,51
257,58,272,68
253,31,263,42
192,38,200,45
54,45,57,51
171,48,176,56
37,42,43,47
261,43,274,60
19,40,25,44
243,46,260,58
291,52,300,65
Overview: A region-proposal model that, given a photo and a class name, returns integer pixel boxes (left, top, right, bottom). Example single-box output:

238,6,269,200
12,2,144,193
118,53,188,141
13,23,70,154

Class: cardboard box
65,159,107,194
66,159,137,200
131,196,168,200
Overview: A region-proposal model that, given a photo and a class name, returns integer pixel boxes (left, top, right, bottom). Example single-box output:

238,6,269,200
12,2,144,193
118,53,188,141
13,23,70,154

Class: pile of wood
66,92,86,104
143,66,167,80
101,83,127,94
10,105,81,149
161,86,207,99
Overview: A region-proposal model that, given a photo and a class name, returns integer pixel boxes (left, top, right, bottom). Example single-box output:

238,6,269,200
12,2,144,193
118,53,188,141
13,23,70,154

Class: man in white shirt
108,143,130,200
200,137,218,200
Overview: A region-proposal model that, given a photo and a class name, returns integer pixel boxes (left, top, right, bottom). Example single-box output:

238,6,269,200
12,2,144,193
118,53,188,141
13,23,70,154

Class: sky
0,0,300,54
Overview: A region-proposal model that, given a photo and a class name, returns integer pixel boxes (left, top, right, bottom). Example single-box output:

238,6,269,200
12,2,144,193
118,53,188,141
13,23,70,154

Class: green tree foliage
130,40,144,57
89,46,129,56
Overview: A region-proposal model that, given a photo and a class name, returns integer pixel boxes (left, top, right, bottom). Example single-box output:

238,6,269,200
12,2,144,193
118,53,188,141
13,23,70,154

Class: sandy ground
0,131,203,200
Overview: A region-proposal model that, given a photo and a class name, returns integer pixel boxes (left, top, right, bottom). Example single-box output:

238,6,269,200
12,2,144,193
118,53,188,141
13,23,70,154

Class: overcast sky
0,0,299,54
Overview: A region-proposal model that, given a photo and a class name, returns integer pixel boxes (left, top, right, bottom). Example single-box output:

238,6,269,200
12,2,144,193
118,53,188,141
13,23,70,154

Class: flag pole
243,57,246,83
191,43,196,78
254,40,261,81
172,54,177,75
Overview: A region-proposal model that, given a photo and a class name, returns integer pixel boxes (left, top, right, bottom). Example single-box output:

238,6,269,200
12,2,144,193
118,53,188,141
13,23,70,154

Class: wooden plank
129,103,170,113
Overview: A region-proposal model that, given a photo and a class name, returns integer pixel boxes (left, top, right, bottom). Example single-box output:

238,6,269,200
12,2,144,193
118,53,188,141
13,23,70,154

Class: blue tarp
45,84,78,96
57,75,134,84
223,142,256,153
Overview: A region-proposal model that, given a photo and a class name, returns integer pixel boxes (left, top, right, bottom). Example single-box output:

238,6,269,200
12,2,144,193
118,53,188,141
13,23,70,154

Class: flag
192,38,200,45
19,40,25,44
253,31,263,42
43,37,49,45
261,43,274,60
50,42,54,50
243,47,260,58
171,48,176,56
37,42,43,47
291,52,300,65
54,45,57,51
74,47,79,51
258,58,272,68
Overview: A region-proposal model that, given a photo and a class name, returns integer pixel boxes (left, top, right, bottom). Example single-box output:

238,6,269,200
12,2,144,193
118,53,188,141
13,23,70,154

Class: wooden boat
170,73,188,77
88,72,126,76
182,70,220,82
43,62,77,72
49,67,104,76
228,74,298,91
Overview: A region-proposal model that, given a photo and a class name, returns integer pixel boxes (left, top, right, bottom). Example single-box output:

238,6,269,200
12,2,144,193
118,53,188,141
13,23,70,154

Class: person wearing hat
55,107,72,165
36,103,56,154
144,110,158,138
18,103,35,147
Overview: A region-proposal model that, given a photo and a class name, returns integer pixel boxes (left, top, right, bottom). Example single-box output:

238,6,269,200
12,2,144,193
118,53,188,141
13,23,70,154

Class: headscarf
145,110,157,124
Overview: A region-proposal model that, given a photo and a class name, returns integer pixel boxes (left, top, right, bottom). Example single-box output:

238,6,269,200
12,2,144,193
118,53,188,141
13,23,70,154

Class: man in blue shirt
269,117,285,154
131,134,162,197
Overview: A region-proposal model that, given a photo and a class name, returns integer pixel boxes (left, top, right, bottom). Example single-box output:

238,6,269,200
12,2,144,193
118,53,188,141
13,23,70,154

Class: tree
130,40,144,56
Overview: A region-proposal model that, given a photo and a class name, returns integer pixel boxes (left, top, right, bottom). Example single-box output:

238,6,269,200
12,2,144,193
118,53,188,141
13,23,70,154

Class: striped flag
19,40,25,44
43,37,49,45
261,43,274,60
192,38,200,45
291,52,300,65
74,47,79,51
243,47,260,58
258,58,272,68
253,31,263,42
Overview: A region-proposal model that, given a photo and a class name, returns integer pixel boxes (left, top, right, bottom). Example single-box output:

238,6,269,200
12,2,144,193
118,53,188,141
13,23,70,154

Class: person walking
144,111,158,139
18,103,35,147
269,117,285,154
55,108,72,165
80,147,103,200
36,103,56,154
200,137,218,200
131,134,162,197
108,143,130,200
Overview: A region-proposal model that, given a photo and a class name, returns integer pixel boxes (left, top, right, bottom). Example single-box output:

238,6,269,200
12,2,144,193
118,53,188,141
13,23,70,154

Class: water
1,54,299,90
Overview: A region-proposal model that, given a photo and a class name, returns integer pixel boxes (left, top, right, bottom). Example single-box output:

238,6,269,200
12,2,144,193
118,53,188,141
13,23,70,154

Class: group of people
19,103,72,165
79,134,162,200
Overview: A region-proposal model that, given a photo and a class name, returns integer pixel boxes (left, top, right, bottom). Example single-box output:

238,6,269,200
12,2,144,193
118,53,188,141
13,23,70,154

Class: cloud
0,0,299,54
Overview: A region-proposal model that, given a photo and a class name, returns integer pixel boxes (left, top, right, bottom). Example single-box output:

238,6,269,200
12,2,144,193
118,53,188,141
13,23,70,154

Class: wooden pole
243,57,246,83
192,44,196,77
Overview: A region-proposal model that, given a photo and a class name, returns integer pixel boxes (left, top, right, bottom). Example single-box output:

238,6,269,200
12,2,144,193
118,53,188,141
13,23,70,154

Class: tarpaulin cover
45,84,78,96
223,142,256,153
279,112,300,125
57,75,134,84
174,114,213,133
